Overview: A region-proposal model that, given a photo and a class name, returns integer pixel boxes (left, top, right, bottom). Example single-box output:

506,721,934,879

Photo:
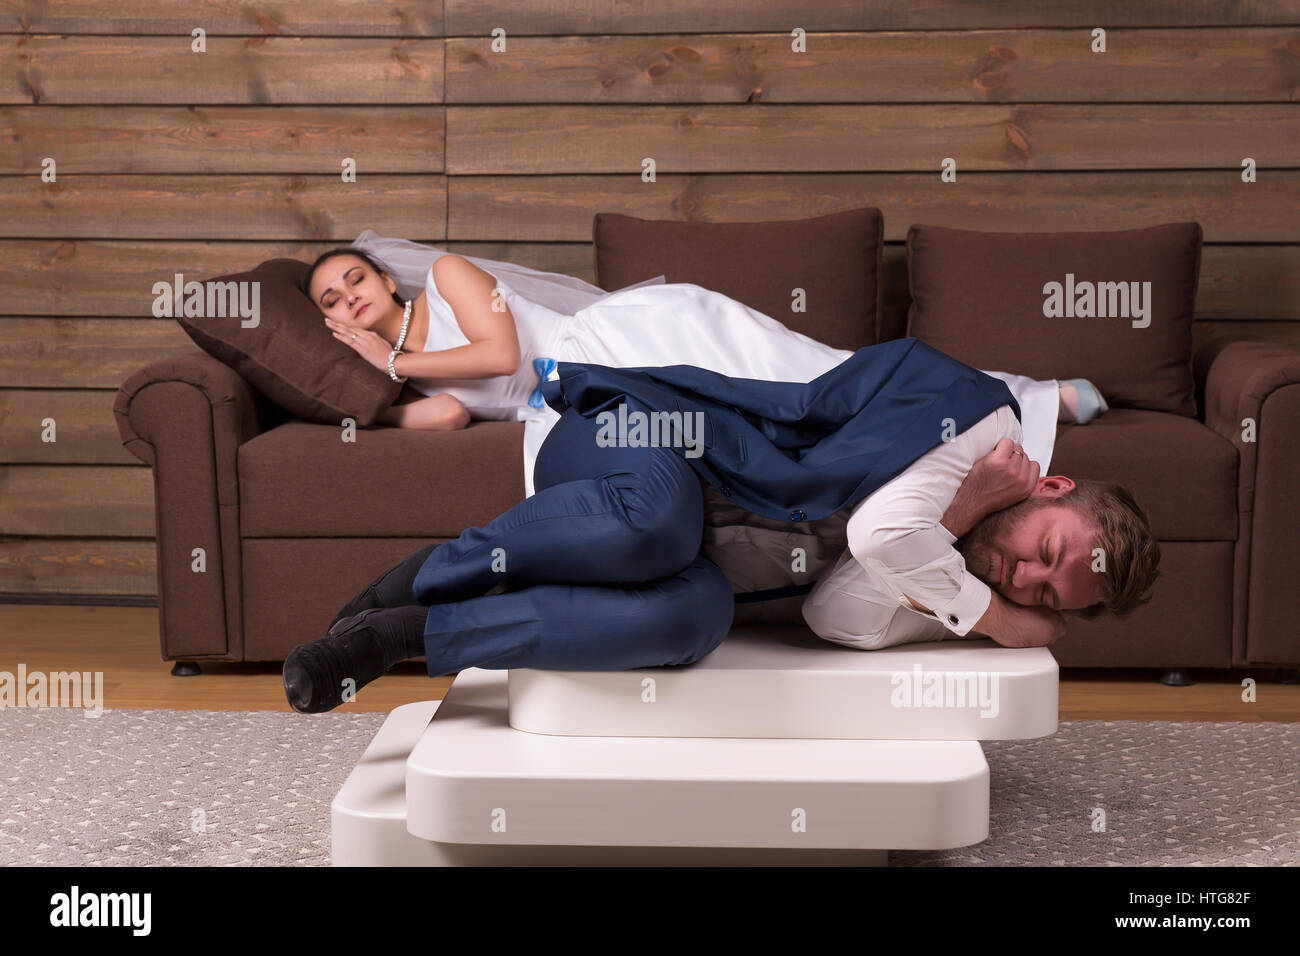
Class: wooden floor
2,604,1298,720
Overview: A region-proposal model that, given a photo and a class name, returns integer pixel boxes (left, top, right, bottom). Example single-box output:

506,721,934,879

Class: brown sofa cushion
238,419,525,538
175,257,401,427
906,222,1203,417
593,208,883,350
1049,409,1236,542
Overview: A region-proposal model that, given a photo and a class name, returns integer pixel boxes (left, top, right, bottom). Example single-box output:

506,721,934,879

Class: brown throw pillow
905,222,1203,417
173,258,402,427
593,207,883,351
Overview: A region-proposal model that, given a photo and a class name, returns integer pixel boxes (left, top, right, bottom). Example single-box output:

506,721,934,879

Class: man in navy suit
283,339,1159,713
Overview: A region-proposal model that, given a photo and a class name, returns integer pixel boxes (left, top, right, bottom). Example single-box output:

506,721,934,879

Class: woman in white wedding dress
304,231,1105,496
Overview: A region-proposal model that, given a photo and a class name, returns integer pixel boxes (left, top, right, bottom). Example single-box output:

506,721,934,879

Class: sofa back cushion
175,257,401,427
593,208,884,350
905,222,1203,417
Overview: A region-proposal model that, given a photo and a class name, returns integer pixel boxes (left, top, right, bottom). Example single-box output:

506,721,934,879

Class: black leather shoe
283,608,395,714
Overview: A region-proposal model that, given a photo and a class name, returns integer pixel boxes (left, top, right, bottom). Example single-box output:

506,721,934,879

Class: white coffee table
331,627,1058,866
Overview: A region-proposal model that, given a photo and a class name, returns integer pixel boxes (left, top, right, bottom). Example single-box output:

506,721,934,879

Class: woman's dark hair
303,247,404,308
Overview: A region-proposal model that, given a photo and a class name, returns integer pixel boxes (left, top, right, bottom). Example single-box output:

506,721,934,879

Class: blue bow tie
528,357,558,409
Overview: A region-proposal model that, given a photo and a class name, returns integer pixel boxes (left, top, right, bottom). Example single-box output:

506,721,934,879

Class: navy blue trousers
411,408,735,675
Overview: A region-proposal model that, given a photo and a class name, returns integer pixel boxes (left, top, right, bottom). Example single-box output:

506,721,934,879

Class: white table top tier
508,626,1060,741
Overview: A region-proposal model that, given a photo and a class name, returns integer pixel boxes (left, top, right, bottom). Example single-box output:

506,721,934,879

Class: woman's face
309,255,398,329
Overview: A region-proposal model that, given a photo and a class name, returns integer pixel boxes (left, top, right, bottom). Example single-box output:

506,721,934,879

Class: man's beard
957,498,1051,592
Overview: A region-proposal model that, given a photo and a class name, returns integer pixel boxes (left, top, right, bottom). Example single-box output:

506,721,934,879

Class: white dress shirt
800,403,1025,650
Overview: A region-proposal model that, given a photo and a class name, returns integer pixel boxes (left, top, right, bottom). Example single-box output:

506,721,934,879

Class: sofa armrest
113,351,268,661
114,350,266,473
1195,337,1300,664
1196,339,1300,496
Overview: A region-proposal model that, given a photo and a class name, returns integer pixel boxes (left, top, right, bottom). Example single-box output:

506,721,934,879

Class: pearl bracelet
387,349,407,382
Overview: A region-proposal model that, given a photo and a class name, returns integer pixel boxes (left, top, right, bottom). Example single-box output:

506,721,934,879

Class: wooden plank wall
2,1,1298,599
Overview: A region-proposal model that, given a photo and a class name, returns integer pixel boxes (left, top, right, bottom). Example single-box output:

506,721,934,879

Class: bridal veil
351,229,665,315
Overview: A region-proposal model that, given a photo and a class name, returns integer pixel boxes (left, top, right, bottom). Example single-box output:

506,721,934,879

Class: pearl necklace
387,299,412,382
394,299,412,350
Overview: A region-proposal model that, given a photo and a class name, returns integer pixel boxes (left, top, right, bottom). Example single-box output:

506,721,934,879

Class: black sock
363,604,428,666
370,544,439,607
333,544,438,625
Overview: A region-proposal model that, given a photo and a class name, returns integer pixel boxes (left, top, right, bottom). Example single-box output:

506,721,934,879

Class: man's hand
972,590,1066,647
908,590,1064,646
940,438,1040,538
993,604,1066,648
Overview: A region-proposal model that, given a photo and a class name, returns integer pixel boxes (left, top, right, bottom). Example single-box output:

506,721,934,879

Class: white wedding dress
406,265,1061,496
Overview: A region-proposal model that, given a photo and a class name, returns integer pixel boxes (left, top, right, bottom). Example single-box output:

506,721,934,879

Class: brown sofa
114,211,1300,678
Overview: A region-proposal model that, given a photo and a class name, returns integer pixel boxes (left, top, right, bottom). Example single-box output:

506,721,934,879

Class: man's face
957,487,1102,611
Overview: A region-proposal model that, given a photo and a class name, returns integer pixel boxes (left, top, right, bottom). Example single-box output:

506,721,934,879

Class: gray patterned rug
1,707,1295,866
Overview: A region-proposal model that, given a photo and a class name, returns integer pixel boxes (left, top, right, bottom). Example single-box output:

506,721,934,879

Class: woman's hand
376,393,470,430
325,317,395,373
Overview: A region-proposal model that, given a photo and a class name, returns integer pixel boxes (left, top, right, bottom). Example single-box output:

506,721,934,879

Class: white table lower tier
332,667,992,866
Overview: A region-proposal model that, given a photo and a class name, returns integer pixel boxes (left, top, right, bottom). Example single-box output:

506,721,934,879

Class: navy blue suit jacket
540,336,1020,524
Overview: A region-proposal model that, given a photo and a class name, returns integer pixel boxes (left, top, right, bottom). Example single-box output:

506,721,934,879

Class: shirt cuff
928,570,992,637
